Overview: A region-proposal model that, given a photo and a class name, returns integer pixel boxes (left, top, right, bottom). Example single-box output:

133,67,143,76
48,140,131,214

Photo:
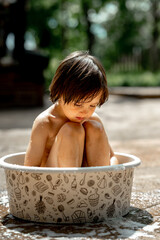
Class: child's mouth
76,117,85,121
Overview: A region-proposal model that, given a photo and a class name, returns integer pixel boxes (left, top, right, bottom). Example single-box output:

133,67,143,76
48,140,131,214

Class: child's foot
110,156,119,165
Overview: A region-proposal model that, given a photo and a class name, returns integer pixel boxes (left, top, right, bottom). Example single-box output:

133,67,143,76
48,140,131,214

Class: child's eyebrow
76,101,99,105
88,101,99,105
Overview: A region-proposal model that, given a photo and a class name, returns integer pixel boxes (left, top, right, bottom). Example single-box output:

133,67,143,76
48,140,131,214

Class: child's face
59,92,102,123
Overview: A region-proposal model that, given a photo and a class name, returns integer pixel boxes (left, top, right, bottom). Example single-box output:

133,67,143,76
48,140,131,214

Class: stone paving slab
0,94,160,239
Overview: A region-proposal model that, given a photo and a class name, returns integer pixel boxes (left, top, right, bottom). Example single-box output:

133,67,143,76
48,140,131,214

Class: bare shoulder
89,112,103,124
32,108,55,134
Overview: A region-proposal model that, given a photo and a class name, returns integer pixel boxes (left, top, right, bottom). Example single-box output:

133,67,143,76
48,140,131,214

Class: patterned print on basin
5,168,134,223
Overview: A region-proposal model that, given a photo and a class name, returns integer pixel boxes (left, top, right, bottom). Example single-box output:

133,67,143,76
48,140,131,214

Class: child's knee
84,120,104,137
59,122,85,139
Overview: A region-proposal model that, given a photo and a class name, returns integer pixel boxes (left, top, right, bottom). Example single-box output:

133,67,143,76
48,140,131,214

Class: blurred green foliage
25,0,160,89
108,71,160,87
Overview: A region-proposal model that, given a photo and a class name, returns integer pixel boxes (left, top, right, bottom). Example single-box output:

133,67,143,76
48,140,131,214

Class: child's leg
83,120,111,167
46,122,85,167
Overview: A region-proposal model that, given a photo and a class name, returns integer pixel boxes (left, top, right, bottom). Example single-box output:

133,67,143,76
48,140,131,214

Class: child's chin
70,118,84,123
73,119,82,123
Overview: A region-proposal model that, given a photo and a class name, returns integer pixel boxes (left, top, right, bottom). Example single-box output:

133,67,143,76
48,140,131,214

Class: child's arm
24,118,49,166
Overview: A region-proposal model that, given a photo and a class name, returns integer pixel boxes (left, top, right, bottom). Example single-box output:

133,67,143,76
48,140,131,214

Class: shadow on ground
1,204,153,239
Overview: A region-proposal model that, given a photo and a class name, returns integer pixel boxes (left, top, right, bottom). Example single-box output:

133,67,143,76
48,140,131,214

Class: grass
107,71,160,87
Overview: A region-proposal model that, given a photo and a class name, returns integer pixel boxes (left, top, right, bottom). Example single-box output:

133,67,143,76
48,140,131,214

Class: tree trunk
59,0,67,51
81,0,95,53
150,0,160,71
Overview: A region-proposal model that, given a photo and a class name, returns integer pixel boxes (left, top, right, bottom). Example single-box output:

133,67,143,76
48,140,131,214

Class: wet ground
0,90,160,239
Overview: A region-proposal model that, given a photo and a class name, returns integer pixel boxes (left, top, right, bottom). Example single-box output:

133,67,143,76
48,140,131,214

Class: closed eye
90,105,97,108
74,103,83,107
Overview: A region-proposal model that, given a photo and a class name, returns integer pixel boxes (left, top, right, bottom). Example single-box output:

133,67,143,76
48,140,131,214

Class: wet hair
49,51,109,106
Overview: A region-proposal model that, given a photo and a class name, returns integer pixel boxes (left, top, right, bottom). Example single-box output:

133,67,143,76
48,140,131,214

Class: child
24,51,118,167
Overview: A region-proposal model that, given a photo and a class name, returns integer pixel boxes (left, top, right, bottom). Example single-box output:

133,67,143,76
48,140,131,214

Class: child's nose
80,108,88,115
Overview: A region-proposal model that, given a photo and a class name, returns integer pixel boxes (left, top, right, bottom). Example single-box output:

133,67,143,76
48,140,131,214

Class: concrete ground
0,90,160,239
